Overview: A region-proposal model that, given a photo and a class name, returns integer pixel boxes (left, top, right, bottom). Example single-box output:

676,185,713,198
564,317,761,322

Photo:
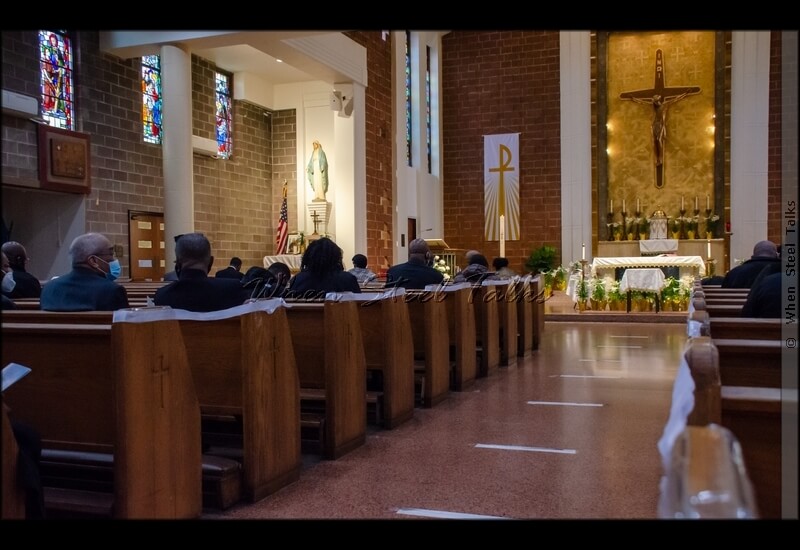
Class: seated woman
454,253,496,284
286,238,360,299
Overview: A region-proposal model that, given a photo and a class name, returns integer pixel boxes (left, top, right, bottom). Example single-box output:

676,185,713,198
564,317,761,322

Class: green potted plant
590,277,607,311
576,278,589,311
608,280,625,311
525,244,558,274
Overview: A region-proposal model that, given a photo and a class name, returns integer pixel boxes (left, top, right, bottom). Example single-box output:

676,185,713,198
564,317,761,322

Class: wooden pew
175,302,301,502
2,318,202,518
434,284,477,391
493,281,518,367
514,278,533,358
284,300,367,459
683,336,788,518
659,424,758,518
471,283,500,377
405,290,450,408
350,291,415,429
711,338,783,388
531,275,545,350
708,317,782,340
1,405,26,519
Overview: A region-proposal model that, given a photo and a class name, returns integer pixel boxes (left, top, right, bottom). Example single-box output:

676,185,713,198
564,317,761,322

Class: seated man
385,238,444,290
40,232,129,311
740,271,781,318
721,240,780,288
215,256,244,280
154,232,250,312
1,241,42,298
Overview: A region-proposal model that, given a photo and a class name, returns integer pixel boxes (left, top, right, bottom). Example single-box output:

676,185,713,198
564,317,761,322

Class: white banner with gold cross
484,133,520,241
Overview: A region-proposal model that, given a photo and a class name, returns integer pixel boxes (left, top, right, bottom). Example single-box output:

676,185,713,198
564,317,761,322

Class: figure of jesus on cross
619,49,700,188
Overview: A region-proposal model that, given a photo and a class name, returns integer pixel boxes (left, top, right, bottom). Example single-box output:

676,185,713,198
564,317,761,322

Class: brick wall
344,31,393,271
272,108,297,240
768,32,782,245
1,32,39,187
441,31,562,273
190,56,275,272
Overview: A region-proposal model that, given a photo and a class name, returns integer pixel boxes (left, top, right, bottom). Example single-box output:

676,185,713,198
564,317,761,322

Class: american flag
276,183,289,254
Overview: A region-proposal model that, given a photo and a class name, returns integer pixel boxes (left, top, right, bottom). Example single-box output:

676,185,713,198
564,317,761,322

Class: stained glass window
215,72,232,159
405,31,412,167
426,45,431,174
39,30,74,130
142,55,162,144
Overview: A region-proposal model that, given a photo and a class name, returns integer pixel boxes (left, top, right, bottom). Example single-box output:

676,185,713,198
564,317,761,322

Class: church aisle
206,322,685,519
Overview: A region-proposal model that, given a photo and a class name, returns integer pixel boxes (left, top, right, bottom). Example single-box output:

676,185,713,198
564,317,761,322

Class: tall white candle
695,196,698,211
581,243,585,261
707,240,712,258
706,194,710,210
610,199,613,212
681,196,685,210
636,198,640,212
622,199,626,212
499,215,505,258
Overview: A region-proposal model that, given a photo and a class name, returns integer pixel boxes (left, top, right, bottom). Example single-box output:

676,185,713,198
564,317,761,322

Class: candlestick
681,196,685,210
581,243,585,261
707,240,711,258
499,214,505,258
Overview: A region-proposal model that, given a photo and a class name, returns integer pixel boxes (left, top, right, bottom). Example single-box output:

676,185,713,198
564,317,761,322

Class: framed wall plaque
38,125,91,194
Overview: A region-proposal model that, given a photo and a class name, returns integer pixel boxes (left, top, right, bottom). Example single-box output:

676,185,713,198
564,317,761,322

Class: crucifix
619,49,701,189
310,210,321,235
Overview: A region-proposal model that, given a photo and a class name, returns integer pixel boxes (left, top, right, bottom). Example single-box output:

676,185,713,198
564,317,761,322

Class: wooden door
128,211,165,281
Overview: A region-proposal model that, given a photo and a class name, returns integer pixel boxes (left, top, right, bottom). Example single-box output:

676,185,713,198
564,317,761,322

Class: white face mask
2,270,15,294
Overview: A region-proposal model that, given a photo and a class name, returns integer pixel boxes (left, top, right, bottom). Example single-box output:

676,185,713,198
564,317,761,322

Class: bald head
409,238,431,256
1,241,27,269
752,240,778,259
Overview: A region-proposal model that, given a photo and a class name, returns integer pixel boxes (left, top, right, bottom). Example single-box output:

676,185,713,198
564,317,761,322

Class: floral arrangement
433,255,451,281
686,215,700,233
705,213,720,234
669,217,681,234
639,216,650,235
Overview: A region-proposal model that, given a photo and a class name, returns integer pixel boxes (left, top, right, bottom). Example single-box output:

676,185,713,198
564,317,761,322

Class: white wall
730,31,771,264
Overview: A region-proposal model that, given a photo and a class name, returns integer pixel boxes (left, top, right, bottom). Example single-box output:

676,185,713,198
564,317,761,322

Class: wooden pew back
405,290,450,407
284,300,367,459
2,318,202,518
177,304,301,501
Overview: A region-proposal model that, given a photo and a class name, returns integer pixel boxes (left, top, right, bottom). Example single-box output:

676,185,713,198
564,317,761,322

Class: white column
560,31,592,263
160,44,194,267
730,31,771,264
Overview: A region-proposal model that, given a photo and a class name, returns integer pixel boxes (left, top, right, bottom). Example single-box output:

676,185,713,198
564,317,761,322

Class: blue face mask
96,256,121,281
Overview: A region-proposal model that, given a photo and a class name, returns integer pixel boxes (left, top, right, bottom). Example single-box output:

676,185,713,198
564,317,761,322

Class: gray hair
69,233,111,265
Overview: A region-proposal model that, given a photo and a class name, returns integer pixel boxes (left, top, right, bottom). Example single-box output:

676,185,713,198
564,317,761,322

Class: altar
263,254,302,273
591,255,706,279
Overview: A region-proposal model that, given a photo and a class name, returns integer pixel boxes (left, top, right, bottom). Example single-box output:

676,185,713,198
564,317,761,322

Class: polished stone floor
205,320,686,520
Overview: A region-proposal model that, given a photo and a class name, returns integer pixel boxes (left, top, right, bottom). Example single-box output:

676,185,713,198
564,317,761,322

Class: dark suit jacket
741,272,781,318
385,258,444,290
721,257,780,288
287,270,361,299
6,268,42,298
215,266,243,280
154,268,249,312
40,267,130,311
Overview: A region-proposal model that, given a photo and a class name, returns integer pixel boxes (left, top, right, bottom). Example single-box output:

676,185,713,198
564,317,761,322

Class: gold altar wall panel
607,32,716,216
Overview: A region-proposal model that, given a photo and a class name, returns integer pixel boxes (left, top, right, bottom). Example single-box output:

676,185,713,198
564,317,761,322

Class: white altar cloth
263,254,302,272
591,255,705,277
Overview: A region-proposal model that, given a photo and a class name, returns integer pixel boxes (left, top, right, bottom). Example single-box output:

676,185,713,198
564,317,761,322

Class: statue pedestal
307,201,331,236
